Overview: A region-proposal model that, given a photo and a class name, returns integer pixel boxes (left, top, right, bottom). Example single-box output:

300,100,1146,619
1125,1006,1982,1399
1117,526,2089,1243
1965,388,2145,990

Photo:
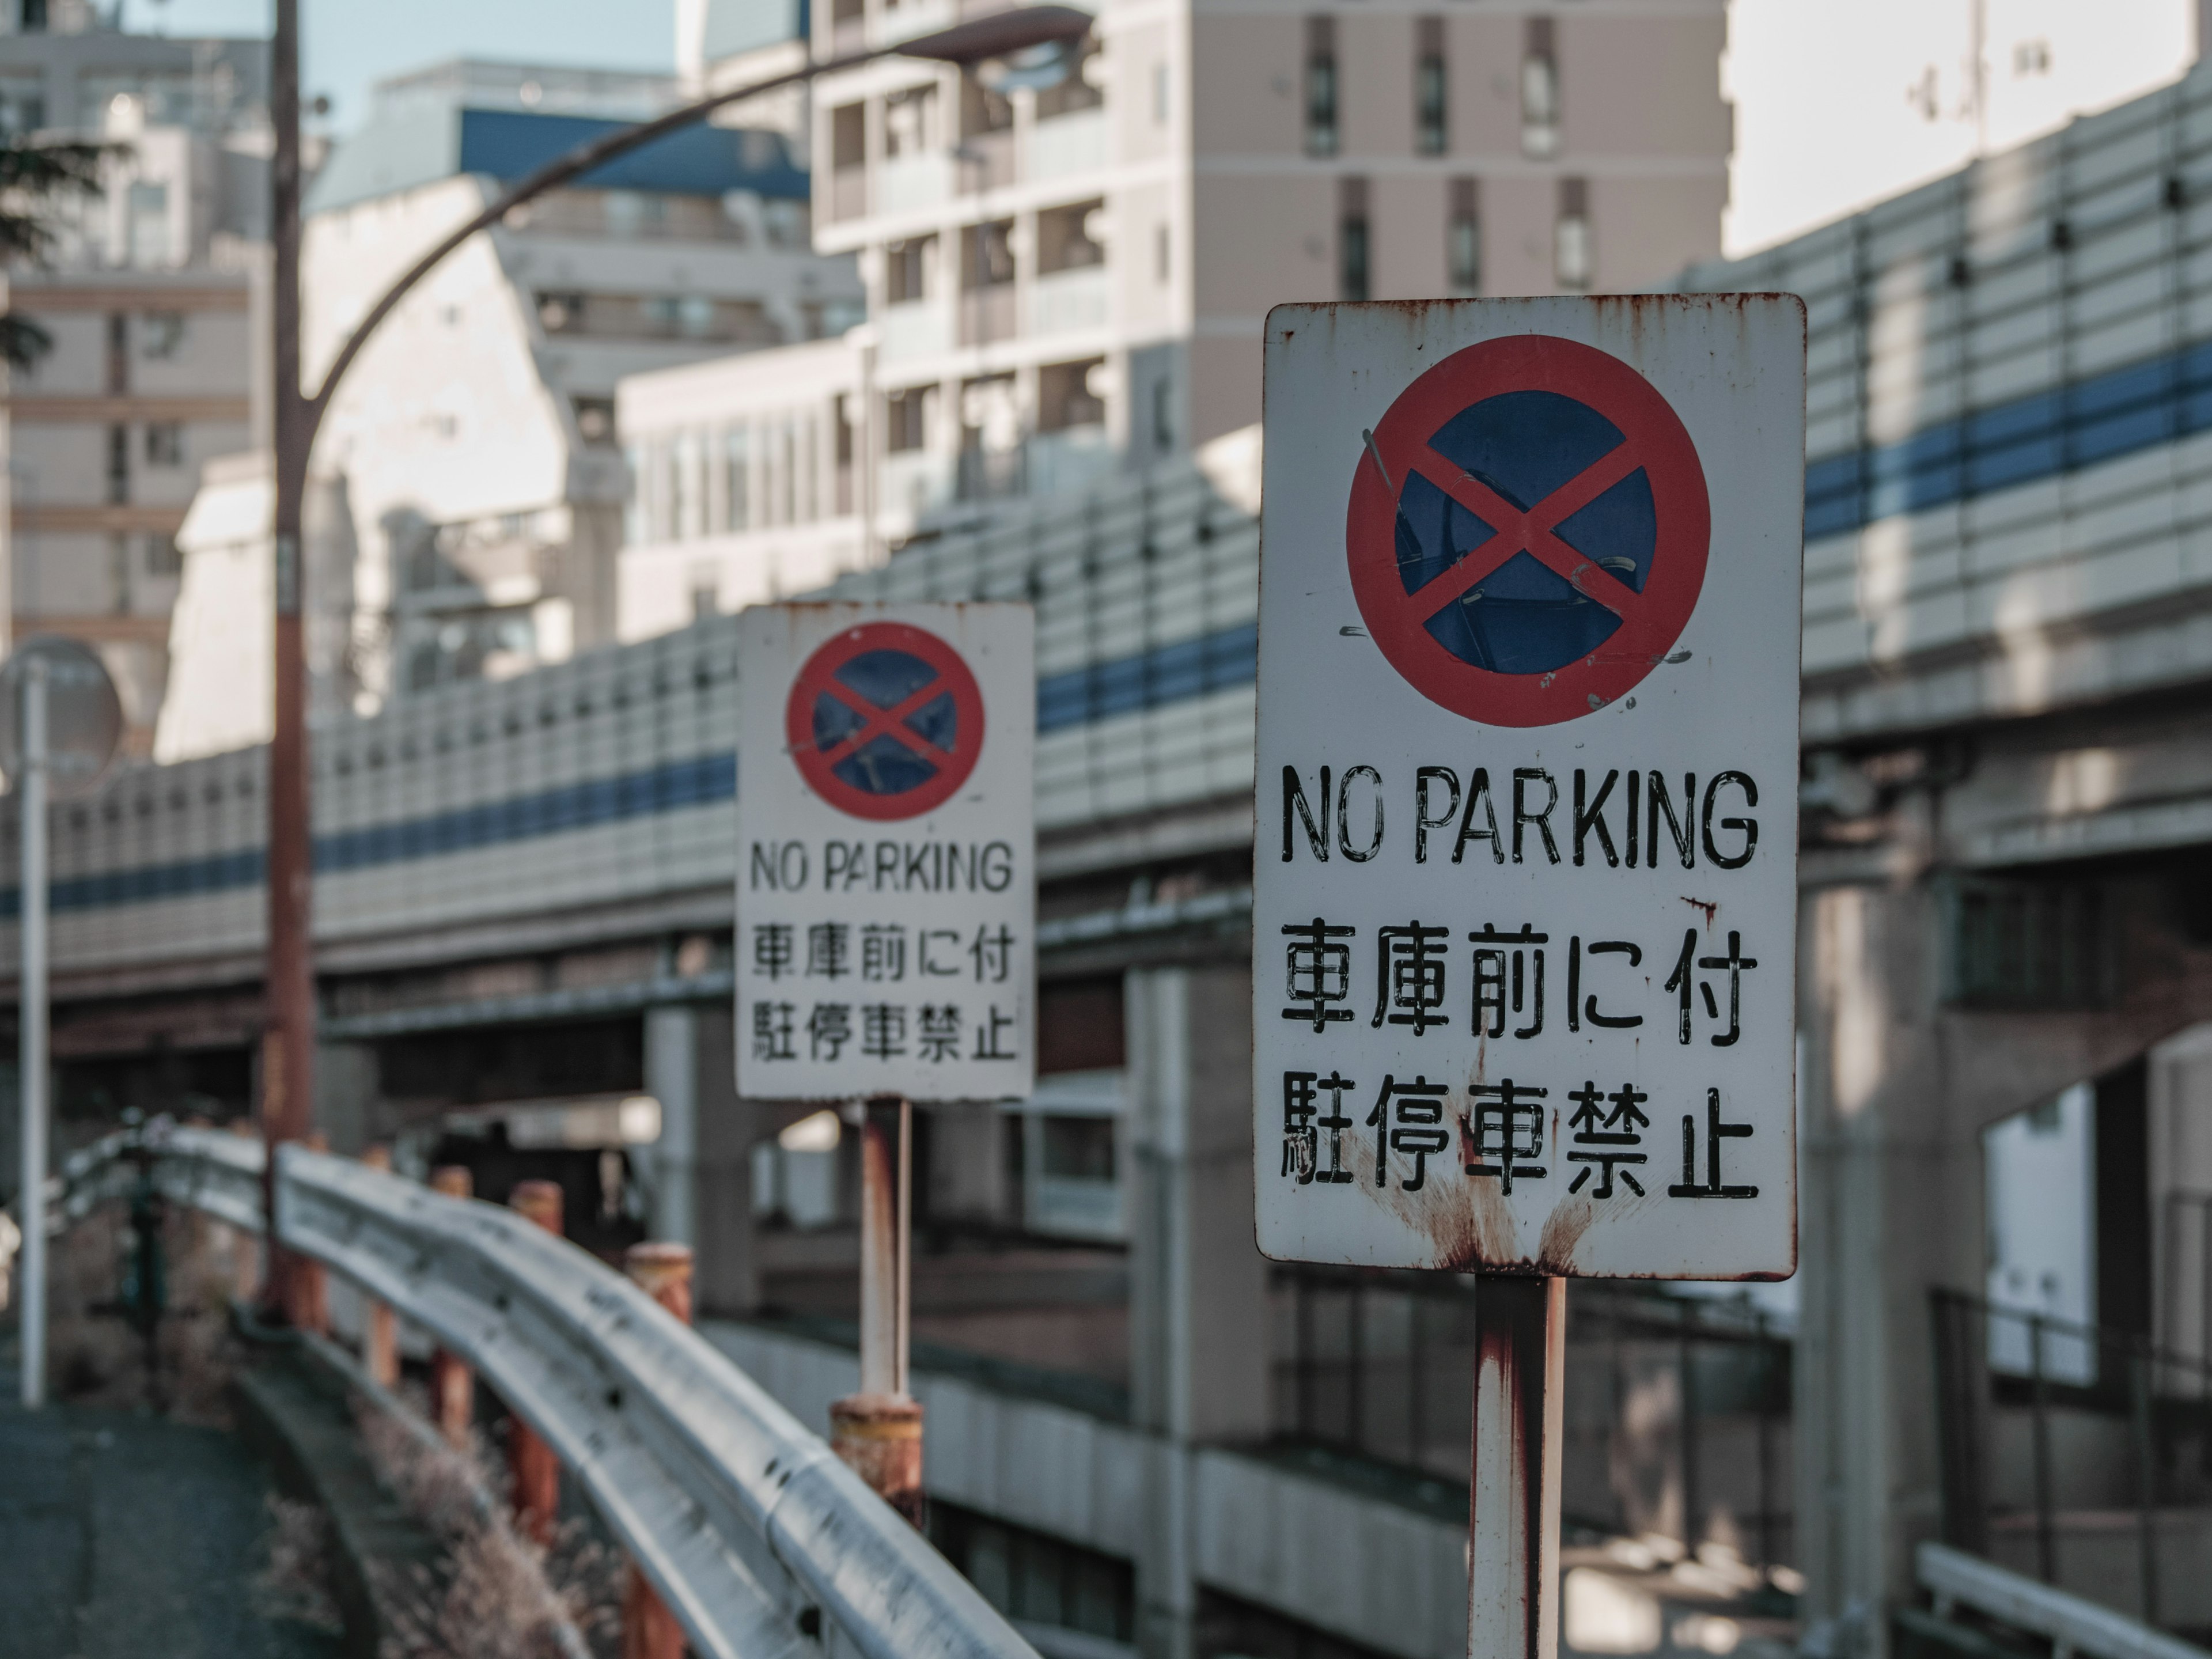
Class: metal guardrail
1918,1543,2212,1659
47,1124,1041,1659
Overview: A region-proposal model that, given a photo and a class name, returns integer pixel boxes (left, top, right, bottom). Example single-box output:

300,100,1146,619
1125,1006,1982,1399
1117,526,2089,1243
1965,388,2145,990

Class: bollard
226,1118,265,1305
427,1164,476,1446
506,1179,565,1543
621,1241,694,1659
291,1133,331,1335
359,1146,399,1387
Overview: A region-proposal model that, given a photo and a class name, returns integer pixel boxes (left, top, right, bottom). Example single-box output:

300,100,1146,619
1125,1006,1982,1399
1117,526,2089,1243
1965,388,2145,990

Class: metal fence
1271,1266,1793,1565
1930,1288,2212,1636
42,1123,1041,1659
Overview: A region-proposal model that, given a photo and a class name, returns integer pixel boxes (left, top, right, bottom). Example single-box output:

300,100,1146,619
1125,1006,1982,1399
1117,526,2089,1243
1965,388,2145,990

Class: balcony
877,151,952,215
958,282,1017,348
955,129,1016,193
878,298,950,363
1027,107,1108,184
881,448,955,520
1027,266,1109,338
1027,425,1112,497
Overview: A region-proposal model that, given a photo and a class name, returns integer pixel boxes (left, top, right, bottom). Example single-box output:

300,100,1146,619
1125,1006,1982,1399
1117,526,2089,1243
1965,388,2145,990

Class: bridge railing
43,1123,1040,1659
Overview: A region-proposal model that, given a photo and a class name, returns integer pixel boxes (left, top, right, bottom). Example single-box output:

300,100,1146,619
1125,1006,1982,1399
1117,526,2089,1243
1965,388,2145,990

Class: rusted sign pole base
1468,1275,1565,1659
831,1096,926,1524
829,1392,926,1524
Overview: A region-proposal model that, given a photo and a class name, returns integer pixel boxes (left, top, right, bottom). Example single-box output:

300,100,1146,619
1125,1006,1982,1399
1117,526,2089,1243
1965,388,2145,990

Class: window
105,422,128,505
689,563,720,620
572,395,616,446
1339,176,1369,302
887,386,930,453
1038,359,1104,431
1945,877,2112,1008
105,312,127,393
1156,222,1170,284
965,218,1016,288
1043,1116,1116,1181
1521,17,1560,158
1305,17,1338,157
884,85,935,157
1415,17,1447,155
143,531,182,577
126,180,168,266
538,291,587,334
1555,175,1591,290
1152,374,1175,452
140,312,185,358
19,0,46,32
143,421,183,467
831,102,866,169
1449,176,1480,295
762,197,810,247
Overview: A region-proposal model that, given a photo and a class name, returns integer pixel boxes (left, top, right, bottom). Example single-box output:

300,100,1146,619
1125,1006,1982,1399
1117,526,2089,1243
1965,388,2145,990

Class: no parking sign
737,603,1035,1101
1255,297,1804,1279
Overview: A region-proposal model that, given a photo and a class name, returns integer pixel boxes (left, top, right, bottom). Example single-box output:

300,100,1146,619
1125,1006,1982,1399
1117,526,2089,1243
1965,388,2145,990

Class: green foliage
0,136,113,372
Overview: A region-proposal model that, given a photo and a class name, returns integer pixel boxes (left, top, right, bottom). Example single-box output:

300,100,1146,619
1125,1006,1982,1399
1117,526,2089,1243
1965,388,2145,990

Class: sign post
736,603,1035,1520
1255,298,1804,1658
1,636,122,1408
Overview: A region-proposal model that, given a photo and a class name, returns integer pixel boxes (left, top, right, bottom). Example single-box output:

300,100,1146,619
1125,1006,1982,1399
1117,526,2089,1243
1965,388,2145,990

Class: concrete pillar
1126,962,1268,1659
647,1003,760,1316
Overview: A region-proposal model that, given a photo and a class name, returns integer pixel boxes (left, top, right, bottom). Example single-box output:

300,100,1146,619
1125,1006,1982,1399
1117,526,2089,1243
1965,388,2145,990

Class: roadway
0,1358,342,1659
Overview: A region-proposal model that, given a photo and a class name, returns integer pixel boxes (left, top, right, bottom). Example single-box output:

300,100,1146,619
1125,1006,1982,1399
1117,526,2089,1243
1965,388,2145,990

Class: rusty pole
623,1242,695,1659
1468,1275,1565,1659
427,1164,476,1446
829,1096,923,1523
507,1179,566,1543
358,1146,400,1387
260,0,318,1332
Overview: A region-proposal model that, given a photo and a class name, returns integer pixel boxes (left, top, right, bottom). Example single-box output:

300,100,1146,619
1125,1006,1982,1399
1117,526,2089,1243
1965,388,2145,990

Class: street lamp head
896,5,1093,69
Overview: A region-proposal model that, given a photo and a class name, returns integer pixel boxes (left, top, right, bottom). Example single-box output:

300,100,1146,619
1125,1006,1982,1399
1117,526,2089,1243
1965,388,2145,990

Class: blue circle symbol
1392,389,1659,676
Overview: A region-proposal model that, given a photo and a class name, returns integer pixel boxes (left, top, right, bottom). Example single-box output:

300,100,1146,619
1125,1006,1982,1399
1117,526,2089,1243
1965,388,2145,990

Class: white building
616,0,1733,640
0,6,271,754
156,58,863,757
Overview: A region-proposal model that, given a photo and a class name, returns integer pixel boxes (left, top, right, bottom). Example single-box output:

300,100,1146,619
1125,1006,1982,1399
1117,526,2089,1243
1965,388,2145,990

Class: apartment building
616,0,1730,640
153,58,865,756
0,6,270,754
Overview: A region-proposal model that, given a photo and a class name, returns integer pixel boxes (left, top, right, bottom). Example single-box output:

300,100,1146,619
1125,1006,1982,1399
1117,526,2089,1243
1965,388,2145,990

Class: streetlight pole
256,2,1092,1319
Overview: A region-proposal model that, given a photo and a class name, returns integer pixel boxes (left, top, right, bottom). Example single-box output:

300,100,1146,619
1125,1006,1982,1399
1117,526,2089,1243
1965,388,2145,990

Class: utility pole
263,0,315,1322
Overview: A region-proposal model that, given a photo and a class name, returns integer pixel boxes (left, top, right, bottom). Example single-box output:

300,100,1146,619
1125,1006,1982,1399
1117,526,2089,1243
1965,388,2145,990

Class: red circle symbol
1346,334,1711,728
785,622,986,820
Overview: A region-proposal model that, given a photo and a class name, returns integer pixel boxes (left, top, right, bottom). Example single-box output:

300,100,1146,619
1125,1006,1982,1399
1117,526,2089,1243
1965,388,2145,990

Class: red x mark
800,668,955,766
1379,427,1649,621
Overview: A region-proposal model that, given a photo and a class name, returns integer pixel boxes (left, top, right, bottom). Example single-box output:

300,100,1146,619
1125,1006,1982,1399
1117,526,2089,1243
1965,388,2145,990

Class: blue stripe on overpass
5,622,1263,916
1803,335,2212,539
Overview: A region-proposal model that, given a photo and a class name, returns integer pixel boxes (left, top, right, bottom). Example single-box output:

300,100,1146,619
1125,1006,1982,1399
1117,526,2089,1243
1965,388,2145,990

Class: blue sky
114,0,677,132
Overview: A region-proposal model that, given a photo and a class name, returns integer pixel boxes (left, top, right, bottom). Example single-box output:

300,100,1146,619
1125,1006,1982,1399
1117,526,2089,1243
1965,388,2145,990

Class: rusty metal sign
1253,297,1804,1280
736,603,1035,1103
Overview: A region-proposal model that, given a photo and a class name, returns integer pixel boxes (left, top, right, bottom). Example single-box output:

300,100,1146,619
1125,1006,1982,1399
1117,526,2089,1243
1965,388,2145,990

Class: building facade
0,9,270,753
614,0,1730,643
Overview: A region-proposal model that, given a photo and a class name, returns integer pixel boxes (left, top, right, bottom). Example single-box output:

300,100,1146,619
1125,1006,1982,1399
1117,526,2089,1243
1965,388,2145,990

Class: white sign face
736,603,1035,1103
1254,297,1803,1279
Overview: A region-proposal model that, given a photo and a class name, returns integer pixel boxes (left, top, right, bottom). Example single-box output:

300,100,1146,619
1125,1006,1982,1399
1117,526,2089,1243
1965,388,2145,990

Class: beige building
618,0,1732,637
0,12,271,753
